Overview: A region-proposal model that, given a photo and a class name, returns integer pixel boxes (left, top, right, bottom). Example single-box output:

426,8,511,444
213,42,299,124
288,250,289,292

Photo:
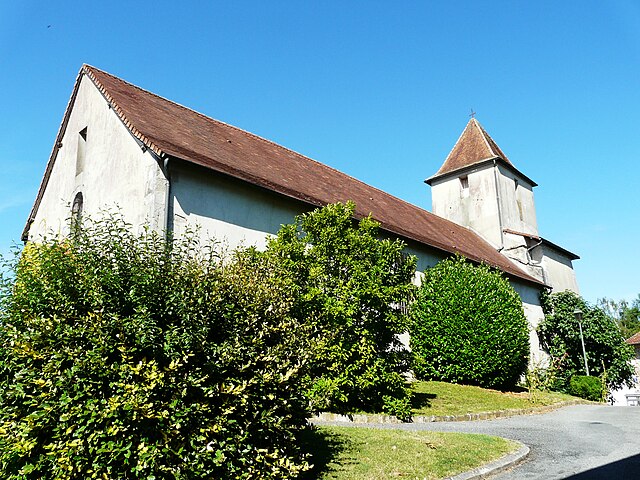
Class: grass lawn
411,380,578,417
302,426,518,479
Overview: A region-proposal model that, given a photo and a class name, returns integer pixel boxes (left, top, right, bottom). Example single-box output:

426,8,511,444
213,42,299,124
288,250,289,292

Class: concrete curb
444,441,530,480
310,399,587,424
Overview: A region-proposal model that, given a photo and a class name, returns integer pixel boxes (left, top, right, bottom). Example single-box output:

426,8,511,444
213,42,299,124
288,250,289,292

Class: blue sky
1,1,638,304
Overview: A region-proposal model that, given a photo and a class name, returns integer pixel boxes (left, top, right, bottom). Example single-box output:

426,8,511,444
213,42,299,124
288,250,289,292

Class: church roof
426,118,537,186
24,65,543,287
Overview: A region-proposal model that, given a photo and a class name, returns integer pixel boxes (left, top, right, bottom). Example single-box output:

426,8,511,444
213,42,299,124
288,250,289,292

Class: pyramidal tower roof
426,118,536,186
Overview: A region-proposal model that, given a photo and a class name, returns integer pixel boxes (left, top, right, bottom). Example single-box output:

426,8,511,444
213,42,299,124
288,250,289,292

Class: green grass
302,426,517,479
411,381,578,417
302,382,578,478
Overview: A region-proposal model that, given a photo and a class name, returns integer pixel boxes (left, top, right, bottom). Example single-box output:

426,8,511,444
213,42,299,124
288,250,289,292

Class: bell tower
426,118,580,292
426,118,539,251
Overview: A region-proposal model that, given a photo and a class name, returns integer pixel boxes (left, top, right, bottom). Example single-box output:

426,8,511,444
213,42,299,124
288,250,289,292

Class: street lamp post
574,308,590,376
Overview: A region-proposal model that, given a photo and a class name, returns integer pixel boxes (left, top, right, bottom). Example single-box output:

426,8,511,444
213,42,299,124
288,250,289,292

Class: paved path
315,405,640,479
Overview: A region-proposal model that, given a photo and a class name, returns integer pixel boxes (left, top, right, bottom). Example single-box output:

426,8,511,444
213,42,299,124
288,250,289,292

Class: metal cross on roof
469,109,476,119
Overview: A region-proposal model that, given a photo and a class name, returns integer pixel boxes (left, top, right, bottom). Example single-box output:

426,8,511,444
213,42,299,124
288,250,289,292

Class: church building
23,65,579,359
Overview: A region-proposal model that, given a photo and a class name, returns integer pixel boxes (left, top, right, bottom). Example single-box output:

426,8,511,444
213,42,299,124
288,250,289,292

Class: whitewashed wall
511,281,547,363
170,162,307,251
540,244,580,293
431,167,502,248
431,163,539,252
28,76,168,241
496,164,538,236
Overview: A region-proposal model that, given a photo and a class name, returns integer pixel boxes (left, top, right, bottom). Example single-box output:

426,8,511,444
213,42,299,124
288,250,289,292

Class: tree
261,202,417,416
409,255,530,390
597,296,640,340
0,216,314,479
538,290,635,391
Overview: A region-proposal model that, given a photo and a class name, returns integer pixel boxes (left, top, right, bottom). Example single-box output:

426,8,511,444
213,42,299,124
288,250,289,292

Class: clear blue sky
1,1,638,304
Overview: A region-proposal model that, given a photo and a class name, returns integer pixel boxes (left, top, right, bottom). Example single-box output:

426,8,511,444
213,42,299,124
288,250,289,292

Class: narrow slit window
76,127,87,176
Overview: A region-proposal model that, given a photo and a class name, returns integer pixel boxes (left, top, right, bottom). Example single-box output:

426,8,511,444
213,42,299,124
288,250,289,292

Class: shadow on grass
411,391,437,410
299,426,359,479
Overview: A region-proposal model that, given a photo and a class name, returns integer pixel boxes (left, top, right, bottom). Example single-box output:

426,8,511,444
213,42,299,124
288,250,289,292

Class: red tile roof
626,332,640,345
426,118,537,187
25,65,543,287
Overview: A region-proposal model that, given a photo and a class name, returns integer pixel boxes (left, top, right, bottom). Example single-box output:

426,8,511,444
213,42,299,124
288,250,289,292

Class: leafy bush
538,290,635,392
525,354,566,403
569,375,603,402
0,216,313,479
261,202,416,416
410,255,529,390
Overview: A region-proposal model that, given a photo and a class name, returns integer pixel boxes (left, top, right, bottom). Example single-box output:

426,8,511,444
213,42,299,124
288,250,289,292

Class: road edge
445,441,529,480
310,399,588,424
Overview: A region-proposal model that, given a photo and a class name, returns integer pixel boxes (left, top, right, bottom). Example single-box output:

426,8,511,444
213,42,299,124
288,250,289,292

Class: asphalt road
315,405,640,479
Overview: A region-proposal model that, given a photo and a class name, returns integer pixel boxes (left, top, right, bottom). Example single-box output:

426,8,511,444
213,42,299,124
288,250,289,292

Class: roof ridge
441,120,473,169
472,118,498,158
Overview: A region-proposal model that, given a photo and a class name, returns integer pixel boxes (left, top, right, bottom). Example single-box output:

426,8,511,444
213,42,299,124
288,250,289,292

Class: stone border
444,441,529,480
310,399,587,424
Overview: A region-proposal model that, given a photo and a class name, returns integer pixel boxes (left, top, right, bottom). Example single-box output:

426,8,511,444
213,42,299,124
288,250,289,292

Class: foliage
410,255,530,390
260,202,416,417
0,215,314,479
538,290,635,392
569,376,603,402
524,354,566,403
598,296,640,340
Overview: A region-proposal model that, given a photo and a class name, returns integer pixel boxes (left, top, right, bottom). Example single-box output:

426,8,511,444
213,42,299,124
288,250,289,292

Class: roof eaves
540,237,580,260
426,156,538,187
356,217,544,287
425,157,497,185
474,118,499,158
503,228,542,241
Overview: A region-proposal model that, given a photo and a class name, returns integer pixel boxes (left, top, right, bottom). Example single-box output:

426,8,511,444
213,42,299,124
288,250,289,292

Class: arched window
71,192,83,233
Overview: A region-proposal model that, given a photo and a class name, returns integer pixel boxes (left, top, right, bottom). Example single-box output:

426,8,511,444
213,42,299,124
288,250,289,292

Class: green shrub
410,255,529,390
538,290,635,392
262,202,416,416
0,216,313,479
569,375,603,401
